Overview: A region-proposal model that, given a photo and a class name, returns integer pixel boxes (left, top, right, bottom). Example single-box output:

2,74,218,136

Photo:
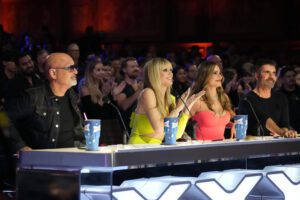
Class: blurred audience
4,52,43,101
279,66,300,132
0,51,17,107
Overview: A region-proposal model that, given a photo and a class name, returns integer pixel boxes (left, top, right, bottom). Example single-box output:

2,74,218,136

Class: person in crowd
129,58,205,144
279,66,300,132
206,54,223,69
4,52,43,101
222,68,240,108
237,62,256,96
185,64,197,87
116,57,144,132
110,57,123,83
35,48,49,77
238,59,297,137
67,43,80,66
0,51,17,107
79,60,123,144
5,53,83,153
172,66,189,98
66,43,84,81
292,64,300,74
295,72,300,87
190,61,235,141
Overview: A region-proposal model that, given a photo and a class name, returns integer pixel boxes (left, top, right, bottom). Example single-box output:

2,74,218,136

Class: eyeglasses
51,65,78,71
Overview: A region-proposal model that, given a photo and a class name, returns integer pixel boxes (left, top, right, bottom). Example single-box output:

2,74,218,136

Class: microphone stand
103,96,129,144
177,95,199,141
243,97,265,139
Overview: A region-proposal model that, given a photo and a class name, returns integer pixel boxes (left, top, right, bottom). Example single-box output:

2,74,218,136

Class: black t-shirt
119,84,137,132
4,73,43,101
57,94,75,147
172,80,189,99
279,86,300,132
238,90,290,136
80,95,118,120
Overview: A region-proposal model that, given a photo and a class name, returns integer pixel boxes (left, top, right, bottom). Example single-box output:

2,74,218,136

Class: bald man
5,53,83,153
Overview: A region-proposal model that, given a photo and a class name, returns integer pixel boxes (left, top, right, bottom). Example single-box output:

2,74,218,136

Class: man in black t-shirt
4,52,43,101
116,57,143,133
238,59,297,137
279,66,300,133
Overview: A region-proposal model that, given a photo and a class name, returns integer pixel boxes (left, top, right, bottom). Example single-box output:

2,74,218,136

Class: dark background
1,0,300,61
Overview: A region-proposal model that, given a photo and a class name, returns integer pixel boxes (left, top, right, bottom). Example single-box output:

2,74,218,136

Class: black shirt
279,86,300,132
238,90,290,136
5,84,83,152
119,83,137,132
172,80,189,99
4,73,43,101
57,94,75,148
80,95,118,120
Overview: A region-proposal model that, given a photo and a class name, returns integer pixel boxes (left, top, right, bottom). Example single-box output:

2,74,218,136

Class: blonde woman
129,58,205,144
190,61,235,140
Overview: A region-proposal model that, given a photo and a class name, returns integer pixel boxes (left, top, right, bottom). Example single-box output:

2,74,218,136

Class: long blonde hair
144,58,175,117
191,61,234,116
83,60,103,104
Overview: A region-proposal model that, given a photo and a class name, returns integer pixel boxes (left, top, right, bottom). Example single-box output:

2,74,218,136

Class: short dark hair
16,51,31,64
255,59,277,73
120,57,137,75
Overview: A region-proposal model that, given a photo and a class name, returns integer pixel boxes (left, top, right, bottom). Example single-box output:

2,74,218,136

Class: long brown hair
144,58,175,117
191,61,234,116
83,60,103,104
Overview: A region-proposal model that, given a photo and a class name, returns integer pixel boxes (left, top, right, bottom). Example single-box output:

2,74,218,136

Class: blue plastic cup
164,117,178,145
84,119,101,151
234,115,248,140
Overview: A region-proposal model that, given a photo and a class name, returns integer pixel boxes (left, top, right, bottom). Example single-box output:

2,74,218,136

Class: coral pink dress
192,111,230,140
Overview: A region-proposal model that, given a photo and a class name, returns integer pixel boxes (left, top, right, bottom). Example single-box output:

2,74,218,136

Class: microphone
103,96,129,144
242,97,265,138
176,94,200,142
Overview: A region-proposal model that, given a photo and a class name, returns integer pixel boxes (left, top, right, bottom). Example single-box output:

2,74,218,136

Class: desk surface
20,137,300,169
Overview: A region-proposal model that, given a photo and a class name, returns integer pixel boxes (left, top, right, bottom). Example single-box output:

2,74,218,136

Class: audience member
296,72,300,87
110,57,122,82
0,51,17,106
129,58,205,144
66,43,84,81
4,52,43,101
190,61,235,140
35,48,49,77
172,66,189,98
185,64,197,87
5,53,83,153
222,68,240,108
206,54,223,69
79,60,123,144
279,66,300,132
238,59,297,137
116,57,143,132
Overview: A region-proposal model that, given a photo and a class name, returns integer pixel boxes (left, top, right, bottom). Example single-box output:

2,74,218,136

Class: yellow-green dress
128,97,189,144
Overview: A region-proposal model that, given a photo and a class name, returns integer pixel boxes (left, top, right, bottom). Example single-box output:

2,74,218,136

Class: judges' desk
18,137,300,199
20,137,300,168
